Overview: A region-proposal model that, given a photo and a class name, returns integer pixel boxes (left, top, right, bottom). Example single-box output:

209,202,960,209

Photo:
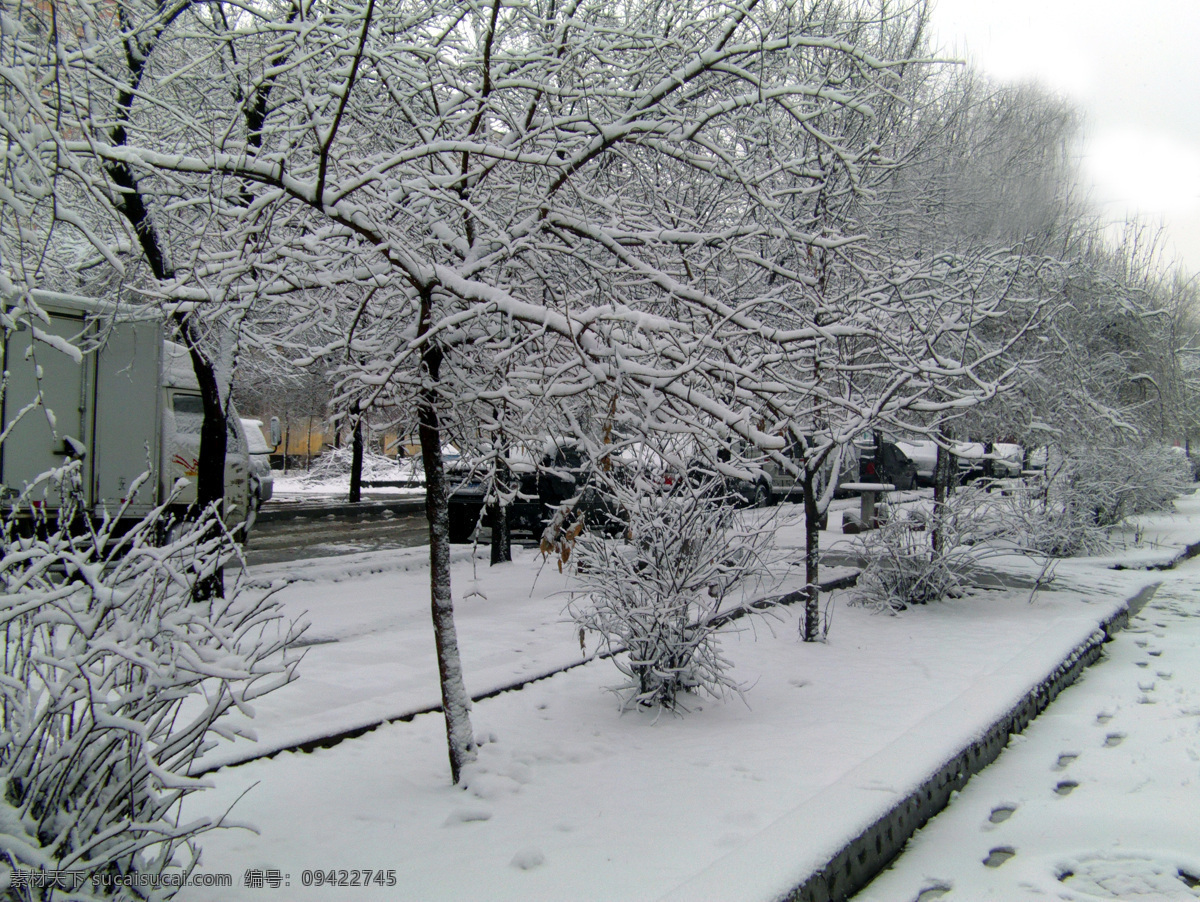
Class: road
240,491,900,567
243,501,430,565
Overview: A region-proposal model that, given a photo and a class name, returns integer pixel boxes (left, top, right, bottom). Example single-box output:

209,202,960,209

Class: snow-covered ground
176,494,1200,901
270,472,421,502
857,565,1200,901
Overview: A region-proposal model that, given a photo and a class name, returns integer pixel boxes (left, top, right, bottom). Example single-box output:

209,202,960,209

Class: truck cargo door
1,311,91,506
93,320,161,515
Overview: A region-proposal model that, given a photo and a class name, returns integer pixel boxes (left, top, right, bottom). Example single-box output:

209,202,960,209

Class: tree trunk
349,410,364,504
419,345,476,784
104,43,229,596
488,498,511,565
304,415,313,470
800,467,822,641
489,447,512,565
174,315,226,601
931,427,953,561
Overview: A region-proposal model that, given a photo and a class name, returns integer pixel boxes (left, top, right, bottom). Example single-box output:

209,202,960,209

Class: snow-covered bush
851,499,984,612
302,445,413,484
994,481,1111,557
0,470,300,899
567,487,777,710
998,443,1192,557
1061,443,1192,526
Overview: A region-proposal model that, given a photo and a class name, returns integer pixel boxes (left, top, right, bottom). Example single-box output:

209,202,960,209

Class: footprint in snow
987,805,1016,824
443,807,493,826
915,883,951,900
1055,753,1078,770
983,847,1016,868
1054,780,1079,796
510,847,545,870
1103,732,1126,748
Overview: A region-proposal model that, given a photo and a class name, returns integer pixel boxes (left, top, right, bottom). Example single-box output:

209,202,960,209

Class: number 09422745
300,870,397,888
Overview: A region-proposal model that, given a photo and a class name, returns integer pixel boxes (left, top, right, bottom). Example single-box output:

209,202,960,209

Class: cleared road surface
243,500,430,565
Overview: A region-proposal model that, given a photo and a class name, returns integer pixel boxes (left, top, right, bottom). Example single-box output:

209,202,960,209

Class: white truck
1,290,276,526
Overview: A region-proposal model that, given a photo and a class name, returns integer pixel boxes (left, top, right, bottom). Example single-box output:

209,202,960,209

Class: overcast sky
929,0,1200,275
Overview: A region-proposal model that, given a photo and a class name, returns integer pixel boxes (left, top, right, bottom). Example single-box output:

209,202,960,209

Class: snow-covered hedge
301,445,417,483
1059,443,1193,527
0,470,300,899
999,443,1193,557
994,482,1111,558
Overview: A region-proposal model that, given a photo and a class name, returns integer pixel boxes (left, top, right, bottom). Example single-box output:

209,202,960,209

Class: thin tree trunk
488,497,511,564
800,467,822,641
103,31,228,597
175,314,226,601
489,441,512,565
418,343,475,784
304,415,313,470
349,408,364,504
932,427,953,561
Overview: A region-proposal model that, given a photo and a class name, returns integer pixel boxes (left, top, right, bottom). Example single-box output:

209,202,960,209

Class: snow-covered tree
0,0,1102,775
0,468,299,895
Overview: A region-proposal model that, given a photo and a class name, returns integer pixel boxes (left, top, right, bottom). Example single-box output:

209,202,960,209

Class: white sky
929,0,1200,275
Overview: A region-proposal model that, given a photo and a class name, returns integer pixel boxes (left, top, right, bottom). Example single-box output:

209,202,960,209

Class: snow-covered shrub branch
0,472,301,898
991,479,1111,559
302,446,415,484
568,482,780,710
850,494,994,612
1060,443,1193,526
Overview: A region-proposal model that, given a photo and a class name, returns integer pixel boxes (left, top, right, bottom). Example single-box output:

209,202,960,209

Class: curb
779,581,1159,902
1125,536,1200,571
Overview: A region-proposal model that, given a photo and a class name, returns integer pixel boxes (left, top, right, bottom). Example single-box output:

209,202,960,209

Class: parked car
857,437,919,490
993,443,1025,477
953,441,1025,483
446,438,624,543
688,436,859,508
894,440,939,487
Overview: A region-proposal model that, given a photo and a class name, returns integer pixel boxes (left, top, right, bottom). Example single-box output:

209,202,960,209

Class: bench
839,482,895,533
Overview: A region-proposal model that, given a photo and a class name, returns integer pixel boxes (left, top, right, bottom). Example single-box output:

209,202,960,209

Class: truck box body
2,291,251,524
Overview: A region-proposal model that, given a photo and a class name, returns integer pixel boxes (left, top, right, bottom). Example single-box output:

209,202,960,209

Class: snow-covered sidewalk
854,566,1200,901
177,496,1200,901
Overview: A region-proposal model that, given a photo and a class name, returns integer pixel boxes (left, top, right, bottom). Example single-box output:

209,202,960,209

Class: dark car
858,439,918,491
685,436,859,508
446,439,623,543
